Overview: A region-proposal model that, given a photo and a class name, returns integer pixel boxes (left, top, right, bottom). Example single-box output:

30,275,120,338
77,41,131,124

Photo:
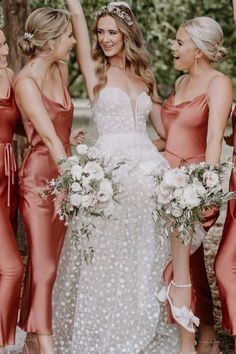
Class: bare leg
196,325,219,354
0,346,4,354
170,231,196,353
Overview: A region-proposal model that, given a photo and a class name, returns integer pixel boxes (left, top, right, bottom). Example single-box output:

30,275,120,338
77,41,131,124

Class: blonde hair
92,5,160,103
18,7,71,57
181,17,227,62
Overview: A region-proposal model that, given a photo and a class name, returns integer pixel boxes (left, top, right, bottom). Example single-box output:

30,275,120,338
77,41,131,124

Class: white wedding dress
52,87,179,354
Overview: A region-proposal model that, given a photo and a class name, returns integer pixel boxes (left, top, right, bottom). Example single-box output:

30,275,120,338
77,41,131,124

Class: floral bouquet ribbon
152,162,236,245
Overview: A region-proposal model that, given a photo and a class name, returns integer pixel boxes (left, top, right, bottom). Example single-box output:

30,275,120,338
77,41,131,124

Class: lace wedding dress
52,87,179,354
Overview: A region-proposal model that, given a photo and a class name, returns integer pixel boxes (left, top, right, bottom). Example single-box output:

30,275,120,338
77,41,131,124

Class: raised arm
206,75,233,164
66,0,97,99
233,0,236,23
14,77,67,171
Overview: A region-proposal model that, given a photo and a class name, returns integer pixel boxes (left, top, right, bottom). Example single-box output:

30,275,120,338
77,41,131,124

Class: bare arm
66,0,97,99
149,101,166,139
14,77,67,171
233,0,236,23
206,75,233,164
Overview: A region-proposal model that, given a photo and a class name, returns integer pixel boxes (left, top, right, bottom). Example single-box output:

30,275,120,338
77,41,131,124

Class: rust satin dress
0,85,24,346
215,106,236,335
18,86,73,334
161,92,218,325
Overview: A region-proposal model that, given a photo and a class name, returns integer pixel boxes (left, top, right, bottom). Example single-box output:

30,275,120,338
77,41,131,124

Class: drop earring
194,57,197,74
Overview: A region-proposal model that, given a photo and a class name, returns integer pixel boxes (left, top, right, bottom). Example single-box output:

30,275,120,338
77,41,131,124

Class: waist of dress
166,149,205,167
0,142,16,207
27,141,70,151
97,132,148,140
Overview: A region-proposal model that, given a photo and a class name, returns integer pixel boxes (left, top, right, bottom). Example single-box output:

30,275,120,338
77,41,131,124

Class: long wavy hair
92,5,160,103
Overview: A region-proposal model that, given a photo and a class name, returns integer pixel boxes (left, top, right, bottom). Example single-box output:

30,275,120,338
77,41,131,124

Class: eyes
97,29,118,36
0,40,8,48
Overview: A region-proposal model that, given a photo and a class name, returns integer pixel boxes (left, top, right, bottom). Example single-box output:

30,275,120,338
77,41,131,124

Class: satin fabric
161,91,218,325
215,107,236,335
18,88,73,334
0,86,24,346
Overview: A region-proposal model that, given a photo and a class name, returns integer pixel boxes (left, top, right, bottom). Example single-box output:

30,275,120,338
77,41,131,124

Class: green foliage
31,0,236,97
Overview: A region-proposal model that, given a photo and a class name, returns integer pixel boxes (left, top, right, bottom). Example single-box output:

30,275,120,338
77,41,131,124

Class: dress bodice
23,88,73,147
93,87,152,135
161,92,209,167
232,106,236,153
0,86,20,143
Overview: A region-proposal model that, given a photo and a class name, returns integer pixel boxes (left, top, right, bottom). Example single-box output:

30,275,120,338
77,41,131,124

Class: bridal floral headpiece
96,2,133,26
24,32,34,41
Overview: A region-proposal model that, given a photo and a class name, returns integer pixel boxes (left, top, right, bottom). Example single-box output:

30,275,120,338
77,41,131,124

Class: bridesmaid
0,28,24,354
14,7,83,354
215,4,236,352
157,17,232,353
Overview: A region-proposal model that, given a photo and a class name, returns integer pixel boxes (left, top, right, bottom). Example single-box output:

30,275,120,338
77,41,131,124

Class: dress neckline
171,92,207,107
42,86,72,111
100,86,149,103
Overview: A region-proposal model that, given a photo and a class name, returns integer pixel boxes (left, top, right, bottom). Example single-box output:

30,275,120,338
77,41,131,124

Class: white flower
162,169,187,189
203,171,220,188
70,193,82,207
81,194,96,209
71,165,83,181
71,182,82,192
97,179,113,202
169,204,183,217
87,147,99,160
83,161,104,180
81,175,92,191
76,144,88,155
182,186,201,208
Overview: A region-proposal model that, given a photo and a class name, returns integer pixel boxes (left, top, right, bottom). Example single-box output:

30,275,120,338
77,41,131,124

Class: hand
152,138,166,152
224,134,234,146
70,128,86,145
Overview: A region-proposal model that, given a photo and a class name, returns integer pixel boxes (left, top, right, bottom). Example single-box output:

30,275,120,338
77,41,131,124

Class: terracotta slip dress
18,70,73,334
215,106,236,335
161,84,219,325
0,76,24,346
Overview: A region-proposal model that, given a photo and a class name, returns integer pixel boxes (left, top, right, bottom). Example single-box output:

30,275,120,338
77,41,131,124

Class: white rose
182,186,201,208
169,204,183,217
81,194,95,209
83,161,104,180
87,147,99,160
71,182,82,192
76,144,88,155
81,175,92,191
163,169,188,188
97,179,113,203
71,165,83,181
203,171,220,188
70,193,82,207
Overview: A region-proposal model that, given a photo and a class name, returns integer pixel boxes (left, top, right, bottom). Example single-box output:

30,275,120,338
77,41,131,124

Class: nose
102,33,110,43
0,43,9,56
171,40,177,51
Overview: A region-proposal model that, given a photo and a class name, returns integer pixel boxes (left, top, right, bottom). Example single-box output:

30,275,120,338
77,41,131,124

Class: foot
166,280,199,332
22,335,40,354
196,340,220,354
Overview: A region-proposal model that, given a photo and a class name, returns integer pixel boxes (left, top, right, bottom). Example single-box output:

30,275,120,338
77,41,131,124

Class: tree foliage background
2,0,236,97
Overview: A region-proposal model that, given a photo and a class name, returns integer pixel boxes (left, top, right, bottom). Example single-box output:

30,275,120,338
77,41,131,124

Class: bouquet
152,162,236,245
47,144,124,262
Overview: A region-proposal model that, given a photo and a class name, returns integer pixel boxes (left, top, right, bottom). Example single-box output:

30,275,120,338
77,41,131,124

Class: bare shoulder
209,71,232,90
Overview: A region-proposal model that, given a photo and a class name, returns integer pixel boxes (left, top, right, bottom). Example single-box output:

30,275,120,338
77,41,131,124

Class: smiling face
0,30,9,69
96,15,124,58
54,23,76,61
171,26,199,72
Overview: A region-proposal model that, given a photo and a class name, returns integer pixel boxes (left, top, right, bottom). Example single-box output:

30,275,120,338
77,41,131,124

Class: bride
53,1,179,353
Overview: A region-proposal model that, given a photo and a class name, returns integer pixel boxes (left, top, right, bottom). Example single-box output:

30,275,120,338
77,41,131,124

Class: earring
194,57,197,74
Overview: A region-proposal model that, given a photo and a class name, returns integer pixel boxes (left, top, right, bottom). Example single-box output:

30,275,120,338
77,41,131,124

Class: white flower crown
96,2,133,26
24,32,34,41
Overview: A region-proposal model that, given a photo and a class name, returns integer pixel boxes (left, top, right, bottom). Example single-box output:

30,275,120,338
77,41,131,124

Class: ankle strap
198,340,219,344
172,280,192,288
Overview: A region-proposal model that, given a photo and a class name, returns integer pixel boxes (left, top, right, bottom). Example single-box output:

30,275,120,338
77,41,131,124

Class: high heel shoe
197,340,221,354
161,280,200,332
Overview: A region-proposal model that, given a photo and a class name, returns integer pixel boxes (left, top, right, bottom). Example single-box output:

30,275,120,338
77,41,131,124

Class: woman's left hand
70,128,86,145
